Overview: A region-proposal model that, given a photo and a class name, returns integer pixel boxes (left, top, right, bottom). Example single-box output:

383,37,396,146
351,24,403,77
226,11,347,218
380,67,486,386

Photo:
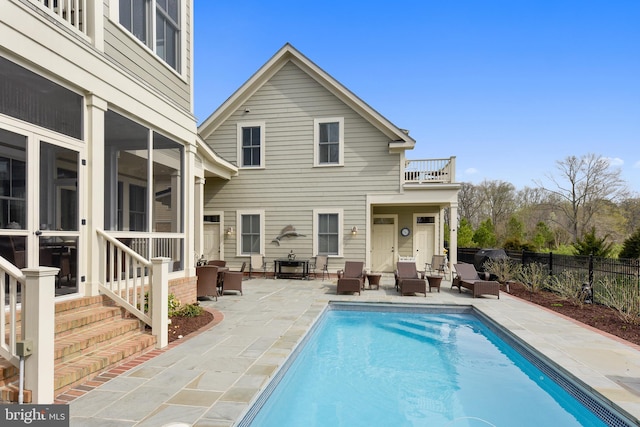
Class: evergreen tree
457,218,475,247
619,227,640,259
473,218,497,248
573,227,614,257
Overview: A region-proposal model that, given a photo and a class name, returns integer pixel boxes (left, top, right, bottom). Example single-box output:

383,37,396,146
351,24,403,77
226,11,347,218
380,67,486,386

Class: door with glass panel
0,125,81,297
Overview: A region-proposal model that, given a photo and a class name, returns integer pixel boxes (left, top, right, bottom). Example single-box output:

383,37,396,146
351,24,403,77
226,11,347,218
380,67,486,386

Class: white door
414,214,435,271
0,122,82,296
203,223,220,261
372,215,397,272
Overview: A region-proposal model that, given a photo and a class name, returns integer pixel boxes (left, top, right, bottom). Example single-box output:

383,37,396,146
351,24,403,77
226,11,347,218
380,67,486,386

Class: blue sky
193,1,640,193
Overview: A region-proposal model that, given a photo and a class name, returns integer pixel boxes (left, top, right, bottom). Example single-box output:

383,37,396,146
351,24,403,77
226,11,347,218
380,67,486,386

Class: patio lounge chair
336,261,365,295
196,265,219,301
395,262,427,297
452,263,500,299
221,271,243,295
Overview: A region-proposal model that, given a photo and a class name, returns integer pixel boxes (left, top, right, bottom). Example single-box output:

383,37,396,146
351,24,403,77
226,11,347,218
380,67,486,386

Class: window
104,110,184,234
119,0,181,71
237,210,264,255
237,122,265,168
119,0,149,43
313,209,343,256
0,129,26,229
314,118,344,166
129,184,147,231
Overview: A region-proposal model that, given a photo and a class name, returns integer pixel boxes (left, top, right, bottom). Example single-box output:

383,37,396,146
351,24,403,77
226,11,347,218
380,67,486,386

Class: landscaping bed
507,281,640,347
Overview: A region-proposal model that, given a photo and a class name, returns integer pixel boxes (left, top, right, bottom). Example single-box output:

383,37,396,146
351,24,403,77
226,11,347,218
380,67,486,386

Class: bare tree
477,180,516,241
535,153,628,243
457,182,484,228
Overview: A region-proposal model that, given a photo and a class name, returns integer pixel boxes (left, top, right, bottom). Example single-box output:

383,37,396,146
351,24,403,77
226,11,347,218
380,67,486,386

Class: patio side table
366,273,382,290
426,275,443,293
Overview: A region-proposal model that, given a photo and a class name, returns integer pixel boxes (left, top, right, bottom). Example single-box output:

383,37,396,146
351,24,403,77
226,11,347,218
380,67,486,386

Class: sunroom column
85,94,107,296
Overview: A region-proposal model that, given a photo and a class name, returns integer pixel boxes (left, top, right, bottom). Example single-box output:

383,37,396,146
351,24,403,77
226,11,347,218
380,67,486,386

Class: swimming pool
238,303,634,426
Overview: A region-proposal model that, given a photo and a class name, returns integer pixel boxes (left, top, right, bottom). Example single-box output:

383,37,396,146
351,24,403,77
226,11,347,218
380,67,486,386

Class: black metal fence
458,248,640,313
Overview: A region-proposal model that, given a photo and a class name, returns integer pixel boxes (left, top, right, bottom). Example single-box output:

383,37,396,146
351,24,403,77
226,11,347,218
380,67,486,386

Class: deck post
151,257,170,349
22,267,59,404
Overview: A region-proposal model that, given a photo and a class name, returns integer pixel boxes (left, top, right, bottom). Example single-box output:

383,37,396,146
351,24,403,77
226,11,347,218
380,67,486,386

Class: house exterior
1,0,236,295
0,0,234,402
198,44,460,275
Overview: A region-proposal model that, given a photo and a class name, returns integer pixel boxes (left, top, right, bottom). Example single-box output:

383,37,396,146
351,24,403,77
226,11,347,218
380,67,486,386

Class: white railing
97,229,153,326
97,230,169,348
0,259,24,367
33,0,87,36
404,157,456,184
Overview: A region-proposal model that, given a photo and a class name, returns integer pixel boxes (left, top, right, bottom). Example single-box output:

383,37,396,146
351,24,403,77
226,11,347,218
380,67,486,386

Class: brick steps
0,295,156,403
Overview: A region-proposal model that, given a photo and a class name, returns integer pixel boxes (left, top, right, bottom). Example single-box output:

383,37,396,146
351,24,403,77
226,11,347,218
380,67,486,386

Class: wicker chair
336,261,365,295
452,263,500,299
221,271,243,295
395,262,427,297
196,265,219,300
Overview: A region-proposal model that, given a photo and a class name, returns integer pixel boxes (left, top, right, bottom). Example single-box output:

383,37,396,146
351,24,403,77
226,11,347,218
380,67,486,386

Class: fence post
23,267,59,404
589,253,594,285
548,252,553,276
151,257,170,349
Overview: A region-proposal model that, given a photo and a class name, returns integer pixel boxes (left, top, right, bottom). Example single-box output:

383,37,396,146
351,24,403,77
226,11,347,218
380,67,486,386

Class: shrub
167,293,182,317
597,277,640,325
546,270,588,307
516,262,549,293
482,257,520,284
174,302,204,318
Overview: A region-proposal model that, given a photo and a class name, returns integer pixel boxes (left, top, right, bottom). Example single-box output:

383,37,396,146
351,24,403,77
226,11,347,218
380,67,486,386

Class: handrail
0,258,26,367
96,229,153,326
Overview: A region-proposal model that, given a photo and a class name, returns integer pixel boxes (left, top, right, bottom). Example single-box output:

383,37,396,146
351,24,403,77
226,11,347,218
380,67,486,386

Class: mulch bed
168,310,215,343
507,282,640,347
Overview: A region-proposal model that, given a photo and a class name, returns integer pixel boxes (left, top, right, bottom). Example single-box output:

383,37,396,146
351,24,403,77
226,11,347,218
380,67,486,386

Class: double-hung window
314,117,344,166
237,122,265,168
237,210,264,255
314,209,343,256
119,0,181,71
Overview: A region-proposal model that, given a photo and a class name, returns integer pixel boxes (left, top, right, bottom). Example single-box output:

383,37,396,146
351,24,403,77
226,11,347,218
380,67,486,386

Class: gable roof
198,43,416,150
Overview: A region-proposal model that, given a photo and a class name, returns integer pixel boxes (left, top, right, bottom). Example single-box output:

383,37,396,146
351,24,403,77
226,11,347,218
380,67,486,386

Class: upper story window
237,122,265,168
119,0,181,71
314,117,344,166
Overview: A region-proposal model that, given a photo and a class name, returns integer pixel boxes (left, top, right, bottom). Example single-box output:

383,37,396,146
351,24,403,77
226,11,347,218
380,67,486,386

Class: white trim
236,209,265,256
313,117,344,167
236,121,266,169
312,208,344,257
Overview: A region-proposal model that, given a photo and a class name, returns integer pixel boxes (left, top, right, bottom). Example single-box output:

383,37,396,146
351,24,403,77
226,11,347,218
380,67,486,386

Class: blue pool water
243,305,629,427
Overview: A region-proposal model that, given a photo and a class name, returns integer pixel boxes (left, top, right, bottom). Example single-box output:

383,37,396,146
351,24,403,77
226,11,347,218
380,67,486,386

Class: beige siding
204,62,402,266
103,6,191,111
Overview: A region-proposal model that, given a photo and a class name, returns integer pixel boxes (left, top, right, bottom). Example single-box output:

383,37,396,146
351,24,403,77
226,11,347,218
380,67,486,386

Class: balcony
33,0,87,36
404,157,456,185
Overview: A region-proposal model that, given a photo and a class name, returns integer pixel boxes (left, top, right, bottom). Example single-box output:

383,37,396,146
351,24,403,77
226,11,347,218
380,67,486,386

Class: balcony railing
404,157,456,184
33,0,87,36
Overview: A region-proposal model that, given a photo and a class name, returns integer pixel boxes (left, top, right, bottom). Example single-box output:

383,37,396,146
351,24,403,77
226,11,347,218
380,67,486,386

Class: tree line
453,153,640,258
